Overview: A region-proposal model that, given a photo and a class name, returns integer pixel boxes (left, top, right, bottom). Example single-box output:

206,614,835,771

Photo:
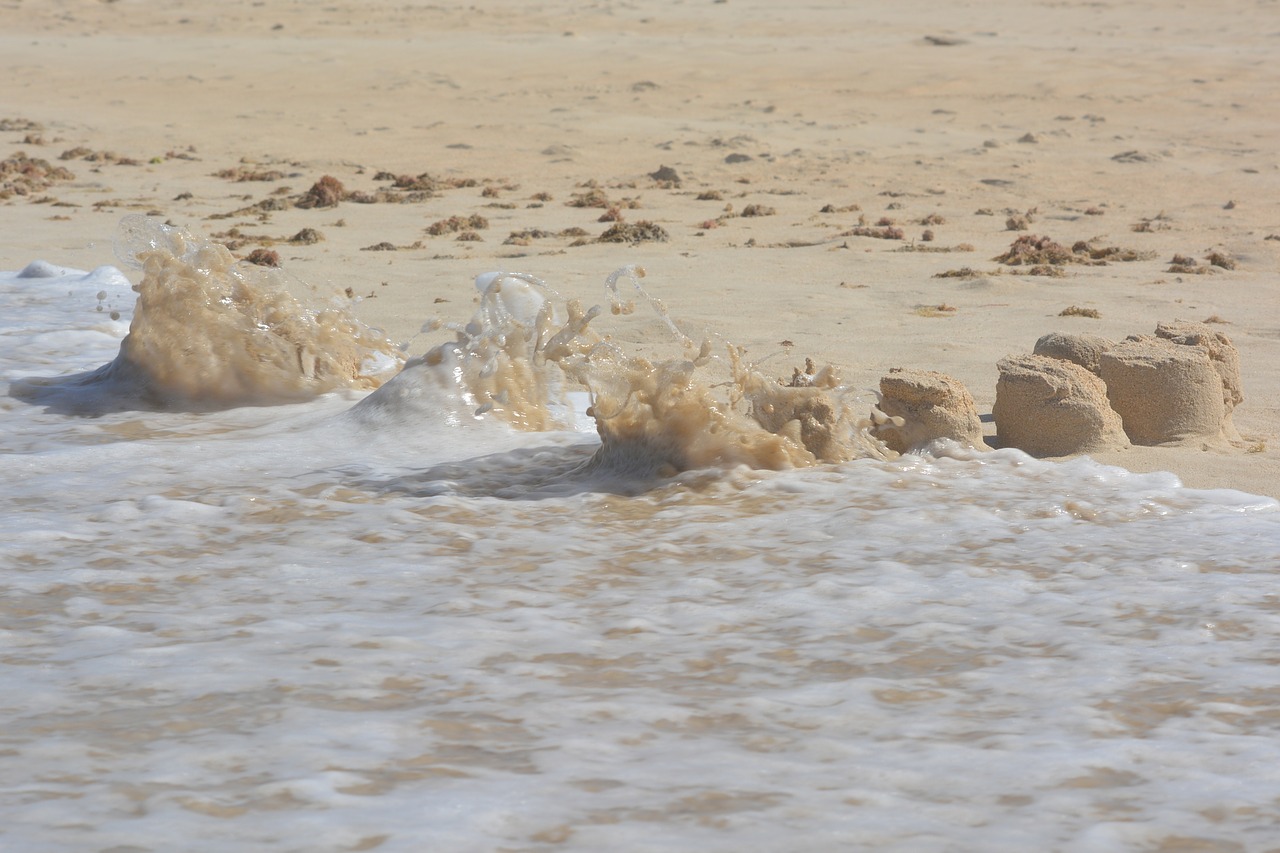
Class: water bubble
112,213,184,269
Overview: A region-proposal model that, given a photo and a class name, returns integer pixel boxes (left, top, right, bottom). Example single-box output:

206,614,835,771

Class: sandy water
3,224,1280,852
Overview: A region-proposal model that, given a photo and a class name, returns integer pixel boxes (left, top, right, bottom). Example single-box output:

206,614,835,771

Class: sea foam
2,220,1279,852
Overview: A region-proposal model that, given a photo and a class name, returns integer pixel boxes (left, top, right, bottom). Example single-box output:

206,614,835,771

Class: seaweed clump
899,243,975,254
426,214,489,236
841,224,905,240
993,235,1077,265
1075,241,1154,262
932,267,984,279
504,227,590,246
1025,265,1066,277
1166,252,1235,275
0,151,75,199
214,166,286,182
374,172,474,193
244,248,280,267
295,175,347,209
598,221,670,244
568,184,642,210
994,235,1154,267
1206,251,1237,270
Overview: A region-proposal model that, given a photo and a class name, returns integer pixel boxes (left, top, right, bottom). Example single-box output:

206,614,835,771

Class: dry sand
3,0,1278,496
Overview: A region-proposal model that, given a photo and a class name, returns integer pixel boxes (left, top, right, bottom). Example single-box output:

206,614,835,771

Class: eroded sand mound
872,368,984,453
994,354,1129,456
1032,331,1114,376
1100,325,1242,446
1155,320,1244,425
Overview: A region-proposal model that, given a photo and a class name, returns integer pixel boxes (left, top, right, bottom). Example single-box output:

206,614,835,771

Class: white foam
2,257,1279,852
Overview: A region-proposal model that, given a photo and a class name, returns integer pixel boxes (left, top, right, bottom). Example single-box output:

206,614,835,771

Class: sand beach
2,0,1278,494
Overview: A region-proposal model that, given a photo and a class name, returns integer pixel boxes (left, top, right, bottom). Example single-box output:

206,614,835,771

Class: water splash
347,269,594,433
14,216,401,412
354,263,894,479
14,218,892,474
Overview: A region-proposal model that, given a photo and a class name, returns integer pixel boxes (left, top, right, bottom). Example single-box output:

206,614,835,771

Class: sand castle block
1099,334,1235,445
1032,331,1113,376
872,368,985,453
1154,320,1244,417
993,354,1129,456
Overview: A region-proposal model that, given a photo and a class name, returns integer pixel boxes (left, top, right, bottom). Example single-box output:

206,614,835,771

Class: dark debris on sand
597,221,670,244
0,151,75,199
244,248,280,267
993,234,1154,266
426,214,489,236
295,175,346,209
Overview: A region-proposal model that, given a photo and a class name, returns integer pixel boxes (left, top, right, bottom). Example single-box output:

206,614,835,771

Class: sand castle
876,321,1244,457
1031,331,1113,375
1100,322,1243,446
871,368,985,453
993,353,1130,456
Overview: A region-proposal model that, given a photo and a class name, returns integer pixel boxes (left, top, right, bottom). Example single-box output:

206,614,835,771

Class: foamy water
4,223,1280,852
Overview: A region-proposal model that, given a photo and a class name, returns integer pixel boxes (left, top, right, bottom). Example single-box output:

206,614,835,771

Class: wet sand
3,0,1278,495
